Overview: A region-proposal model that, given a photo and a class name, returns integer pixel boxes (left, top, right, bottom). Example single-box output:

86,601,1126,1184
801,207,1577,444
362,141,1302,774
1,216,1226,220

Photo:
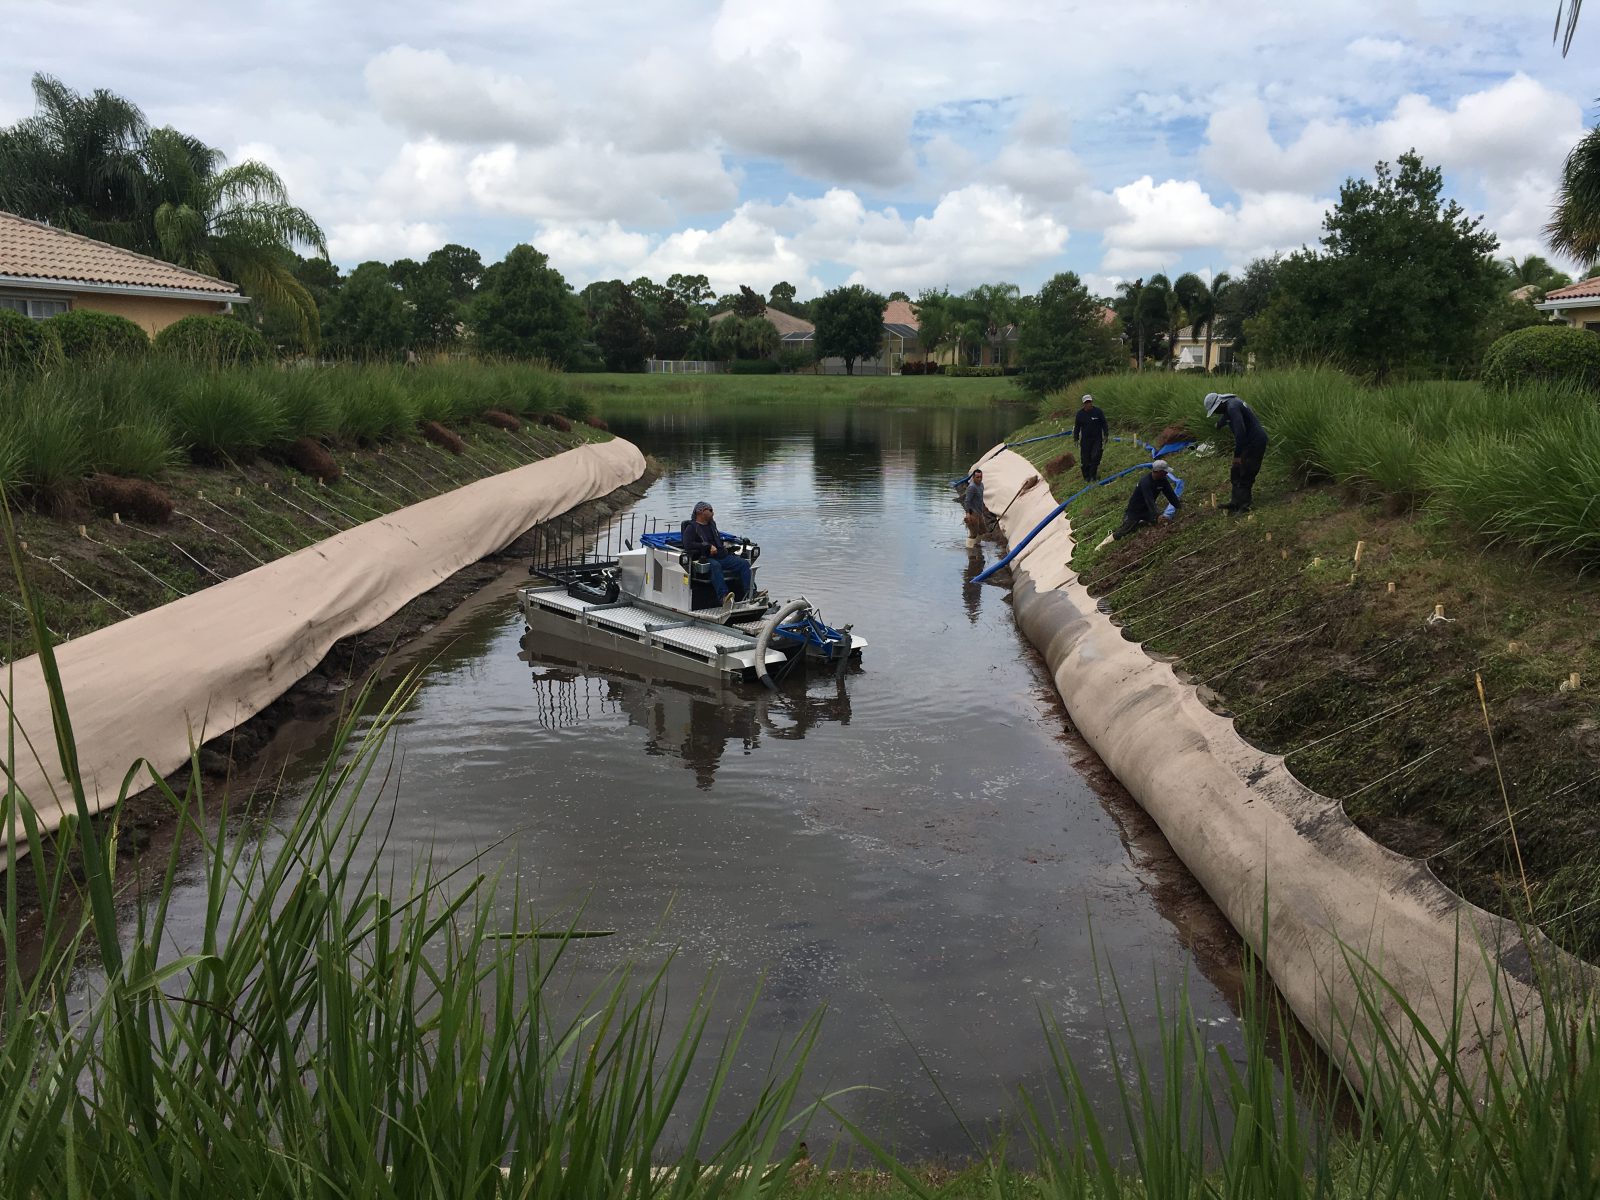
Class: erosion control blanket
979,447,1590,1087
4,437,645,843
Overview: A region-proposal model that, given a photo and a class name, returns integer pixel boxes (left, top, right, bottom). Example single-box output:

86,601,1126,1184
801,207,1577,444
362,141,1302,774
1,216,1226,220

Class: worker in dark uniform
1073,393,1108,481
1204,391,1269,513
1111,459,1181,541
683,500,751,609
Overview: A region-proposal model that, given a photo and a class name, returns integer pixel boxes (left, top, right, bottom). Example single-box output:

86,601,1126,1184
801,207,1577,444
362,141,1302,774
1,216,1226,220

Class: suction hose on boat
971,440,1195,583
755,597,813,690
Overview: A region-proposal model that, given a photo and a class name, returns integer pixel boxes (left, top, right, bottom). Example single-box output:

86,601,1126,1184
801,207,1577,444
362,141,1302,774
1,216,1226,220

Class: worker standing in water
1204,391,1269,513
1073,393,1108,481
962,468,994,546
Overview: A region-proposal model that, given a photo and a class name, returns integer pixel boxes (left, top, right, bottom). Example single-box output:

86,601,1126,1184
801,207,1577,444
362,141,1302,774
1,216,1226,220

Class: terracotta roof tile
0,210,240,295
1542,275,1600,303
881,298,919,329
709,307,814,337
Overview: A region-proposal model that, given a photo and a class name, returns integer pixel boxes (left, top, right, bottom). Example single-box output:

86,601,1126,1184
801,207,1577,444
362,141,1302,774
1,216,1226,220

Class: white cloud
365,46,563,145
327,220,448,262
1348,36,1407,62
1101,177,1327,272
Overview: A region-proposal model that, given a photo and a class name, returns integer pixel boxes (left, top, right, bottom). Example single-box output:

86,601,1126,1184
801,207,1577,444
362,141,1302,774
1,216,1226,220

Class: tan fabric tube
4,438,645,840
980,447,1588,1086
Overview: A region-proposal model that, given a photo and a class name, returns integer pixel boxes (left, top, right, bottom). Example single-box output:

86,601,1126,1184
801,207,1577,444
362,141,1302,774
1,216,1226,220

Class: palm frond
1557,0,1583,54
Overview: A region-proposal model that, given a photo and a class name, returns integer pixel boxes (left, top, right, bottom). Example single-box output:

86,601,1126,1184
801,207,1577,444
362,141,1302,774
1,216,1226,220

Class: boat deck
518,585,785,678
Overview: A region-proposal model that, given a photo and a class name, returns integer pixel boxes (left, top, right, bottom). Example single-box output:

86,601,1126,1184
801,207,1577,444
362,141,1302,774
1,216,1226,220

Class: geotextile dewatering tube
755,597,813,690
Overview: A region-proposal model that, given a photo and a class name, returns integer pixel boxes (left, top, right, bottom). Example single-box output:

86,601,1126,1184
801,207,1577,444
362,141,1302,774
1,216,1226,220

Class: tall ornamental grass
1054,369,1600,563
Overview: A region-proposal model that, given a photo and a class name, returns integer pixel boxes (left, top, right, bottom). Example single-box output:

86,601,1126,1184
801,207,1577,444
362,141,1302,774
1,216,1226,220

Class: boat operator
684,500,752,608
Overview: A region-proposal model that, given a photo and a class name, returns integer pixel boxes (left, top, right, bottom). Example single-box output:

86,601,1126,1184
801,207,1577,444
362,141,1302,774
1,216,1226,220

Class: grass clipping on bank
4,494,1600,1197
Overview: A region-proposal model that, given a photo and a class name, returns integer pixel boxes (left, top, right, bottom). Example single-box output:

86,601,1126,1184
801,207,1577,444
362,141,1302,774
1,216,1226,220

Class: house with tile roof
1535,276,1600,330
0,210,245,336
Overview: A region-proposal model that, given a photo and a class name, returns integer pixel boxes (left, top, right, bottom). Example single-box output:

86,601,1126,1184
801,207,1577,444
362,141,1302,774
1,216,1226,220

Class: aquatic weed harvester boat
518,512,866,687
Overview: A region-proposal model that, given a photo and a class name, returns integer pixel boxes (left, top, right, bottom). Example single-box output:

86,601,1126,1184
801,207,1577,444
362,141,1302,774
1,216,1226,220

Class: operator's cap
693,500,713,515
1151,459,1170,474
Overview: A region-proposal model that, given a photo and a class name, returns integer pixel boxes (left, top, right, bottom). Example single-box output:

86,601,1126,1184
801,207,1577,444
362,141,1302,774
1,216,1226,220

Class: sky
4,1,1596,300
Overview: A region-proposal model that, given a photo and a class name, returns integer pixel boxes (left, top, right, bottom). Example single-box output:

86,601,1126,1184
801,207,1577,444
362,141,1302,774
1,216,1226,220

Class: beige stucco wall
73,292,230,336
1552,301,1600,329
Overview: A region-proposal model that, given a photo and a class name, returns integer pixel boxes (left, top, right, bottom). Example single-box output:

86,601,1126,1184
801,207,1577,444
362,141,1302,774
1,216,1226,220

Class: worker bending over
1073,394,1108,481
1111,459,1181,541
1204,391,1269,513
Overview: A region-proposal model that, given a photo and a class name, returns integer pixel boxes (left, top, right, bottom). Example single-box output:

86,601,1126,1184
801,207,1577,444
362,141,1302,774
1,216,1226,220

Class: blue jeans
706,553,752,601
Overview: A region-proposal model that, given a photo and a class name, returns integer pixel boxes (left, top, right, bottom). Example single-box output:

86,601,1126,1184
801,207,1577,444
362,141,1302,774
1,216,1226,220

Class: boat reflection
517,635,852,789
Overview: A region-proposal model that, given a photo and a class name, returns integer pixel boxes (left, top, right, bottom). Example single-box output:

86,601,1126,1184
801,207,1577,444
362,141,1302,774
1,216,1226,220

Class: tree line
5,72,1598,386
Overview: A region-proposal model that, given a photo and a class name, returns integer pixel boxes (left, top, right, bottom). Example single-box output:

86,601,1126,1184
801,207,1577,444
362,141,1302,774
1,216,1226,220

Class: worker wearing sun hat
1073,393,1108,481
1204,391,1269,513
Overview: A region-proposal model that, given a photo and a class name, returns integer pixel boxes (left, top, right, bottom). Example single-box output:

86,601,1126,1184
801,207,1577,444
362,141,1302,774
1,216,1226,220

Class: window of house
0,294,71,319
1584,321,1600,333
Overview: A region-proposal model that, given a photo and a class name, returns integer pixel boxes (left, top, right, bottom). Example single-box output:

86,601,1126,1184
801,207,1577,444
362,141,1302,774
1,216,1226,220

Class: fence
645,359,725,374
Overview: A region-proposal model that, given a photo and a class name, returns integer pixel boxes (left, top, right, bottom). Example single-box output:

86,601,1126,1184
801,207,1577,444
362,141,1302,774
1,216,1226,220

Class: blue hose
950,432,1183,487
971,440,1195,583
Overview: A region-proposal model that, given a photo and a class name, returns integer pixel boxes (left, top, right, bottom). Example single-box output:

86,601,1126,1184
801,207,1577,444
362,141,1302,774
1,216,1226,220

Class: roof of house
882,298,919,329
1539,276,1600,305
0,210,241,296
709,305,815,337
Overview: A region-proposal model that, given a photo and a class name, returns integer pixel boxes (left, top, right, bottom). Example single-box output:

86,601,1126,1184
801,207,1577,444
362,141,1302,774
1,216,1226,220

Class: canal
156,397,1248,1158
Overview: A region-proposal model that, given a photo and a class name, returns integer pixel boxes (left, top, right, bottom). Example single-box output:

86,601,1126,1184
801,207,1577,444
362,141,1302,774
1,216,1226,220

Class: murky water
154,399,1248,1157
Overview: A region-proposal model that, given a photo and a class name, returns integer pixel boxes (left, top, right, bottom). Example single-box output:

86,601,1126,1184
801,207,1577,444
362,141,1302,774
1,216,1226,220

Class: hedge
45,309,149,362
0,309,61,373
1480,324,1600,392
728,359,781,374
153,315,271,367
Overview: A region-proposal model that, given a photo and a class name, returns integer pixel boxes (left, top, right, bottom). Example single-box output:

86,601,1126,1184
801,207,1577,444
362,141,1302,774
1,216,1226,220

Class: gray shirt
963,478,986,514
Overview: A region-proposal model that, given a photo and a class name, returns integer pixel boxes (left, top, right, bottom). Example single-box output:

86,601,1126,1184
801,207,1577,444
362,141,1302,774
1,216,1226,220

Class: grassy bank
0,361,608,661
570,371,1024,410
1003,369,1600,960
5,549,1599,1195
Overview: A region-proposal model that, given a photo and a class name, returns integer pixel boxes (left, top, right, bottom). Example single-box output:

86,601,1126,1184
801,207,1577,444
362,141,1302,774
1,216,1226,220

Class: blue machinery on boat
967,438,1196,583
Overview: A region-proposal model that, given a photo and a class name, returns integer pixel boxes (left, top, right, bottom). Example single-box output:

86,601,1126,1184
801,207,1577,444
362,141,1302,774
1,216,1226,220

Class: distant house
1171,324,1236,372
709,300,936,375
0,210,245,335
1535,276,1600,329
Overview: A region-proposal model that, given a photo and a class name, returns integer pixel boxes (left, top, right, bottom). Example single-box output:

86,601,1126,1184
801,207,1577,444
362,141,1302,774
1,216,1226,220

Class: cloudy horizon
6,1,1595,298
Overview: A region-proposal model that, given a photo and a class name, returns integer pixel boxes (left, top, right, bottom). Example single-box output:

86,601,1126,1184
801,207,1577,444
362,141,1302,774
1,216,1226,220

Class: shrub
944,364,1004,377
1480,324,1600,392
336,370,416,443
154,315,270,367
268,368,343,440
0,308,61,373
776,348,815,373
421,419,466,455
170,373,286,463
728,359,780,375
283,436,341,482
10,390,88,508
44,309,149,362
84,474,174,523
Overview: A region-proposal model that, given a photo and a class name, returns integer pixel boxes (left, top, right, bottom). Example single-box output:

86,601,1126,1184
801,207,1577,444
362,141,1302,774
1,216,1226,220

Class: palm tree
1558,1,1583,54
1501,254,1573,297
1145,274,1187,370
142,127,327,347
1547,124,1600,274
1114,278,1149,369
1175,271,1230,373
0,74,148,246
966,282,1021,367
914,289,952,368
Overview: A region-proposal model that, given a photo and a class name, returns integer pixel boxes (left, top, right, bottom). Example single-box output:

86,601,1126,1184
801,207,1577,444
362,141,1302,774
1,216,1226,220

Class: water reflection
519,637,854,789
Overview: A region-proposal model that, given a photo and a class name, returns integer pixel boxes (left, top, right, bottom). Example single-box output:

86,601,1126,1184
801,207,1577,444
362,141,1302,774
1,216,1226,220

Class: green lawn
569,371,1024,409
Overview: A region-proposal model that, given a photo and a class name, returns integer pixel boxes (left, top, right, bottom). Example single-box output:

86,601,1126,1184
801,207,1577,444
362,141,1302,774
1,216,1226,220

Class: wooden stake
1572,672,1582,690
77,524,86,538
1387,581,1396,594
1280,549,1288,560
112,512,122,525
1353,539,1365,566
234,486,241,497
1434,603,1446,619
1264,531,1272,542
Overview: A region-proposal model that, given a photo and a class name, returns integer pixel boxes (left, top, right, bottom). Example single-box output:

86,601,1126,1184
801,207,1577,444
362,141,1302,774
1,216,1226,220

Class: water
157,398,1249,1157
